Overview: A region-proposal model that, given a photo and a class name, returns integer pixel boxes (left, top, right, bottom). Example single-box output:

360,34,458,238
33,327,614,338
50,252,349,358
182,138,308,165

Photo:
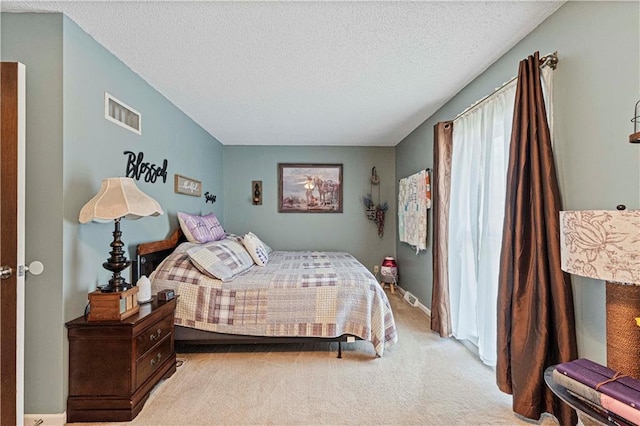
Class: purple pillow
177,212,225,243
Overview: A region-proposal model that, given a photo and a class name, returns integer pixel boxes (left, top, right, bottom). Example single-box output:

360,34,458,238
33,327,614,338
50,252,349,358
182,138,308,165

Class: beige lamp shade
561,209,640,378
79,177,163,223
560,209,640,284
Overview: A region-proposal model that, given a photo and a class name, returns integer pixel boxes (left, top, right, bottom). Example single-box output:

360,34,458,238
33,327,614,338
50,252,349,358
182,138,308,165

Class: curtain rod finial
542,52,559,70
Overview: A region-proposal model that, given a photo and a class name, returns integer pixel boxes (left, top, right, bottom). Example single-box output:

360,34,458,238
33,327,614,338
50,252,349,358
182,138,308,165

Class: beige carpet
77,290,560,426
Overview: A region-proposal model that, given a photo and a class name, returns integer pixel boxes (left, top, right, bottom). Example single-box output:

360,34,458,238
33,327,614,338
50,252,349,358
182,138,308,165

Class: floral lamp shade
560,210,640,285
560,209,640,378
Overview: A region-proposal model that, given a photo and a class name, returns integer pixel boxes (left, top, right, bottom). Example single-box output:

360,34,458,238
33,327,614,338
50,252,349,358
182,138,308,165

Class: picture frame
278,163,343,213
174,174,202,197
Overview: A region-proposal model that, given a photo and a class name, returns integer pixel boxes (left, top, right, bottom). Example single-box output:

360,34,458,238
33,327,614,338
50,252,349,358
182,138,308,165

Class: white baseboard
24,412,66,426
417,300,431,317
396,285,431,317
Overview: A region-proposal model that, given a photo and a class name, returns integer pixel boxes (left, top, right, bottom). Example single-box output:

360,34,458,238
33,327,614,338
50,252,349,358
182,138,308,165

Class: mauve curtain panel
496,52,578,426
430,121,453,338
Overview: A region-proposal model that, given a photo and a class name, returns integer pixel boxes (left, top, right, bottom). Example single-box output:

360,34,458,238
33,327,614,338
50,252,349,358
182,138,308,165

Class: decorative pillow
186,239,254,281
178,212,225,243
249,232,273,254
243,233,269,266
262,239,273,255
249,232,273,253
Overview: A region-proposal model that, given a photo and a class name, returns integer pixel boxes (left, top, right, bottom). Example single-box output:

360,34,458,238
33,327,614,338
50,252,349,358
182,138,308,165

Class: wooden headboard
132,228,186,282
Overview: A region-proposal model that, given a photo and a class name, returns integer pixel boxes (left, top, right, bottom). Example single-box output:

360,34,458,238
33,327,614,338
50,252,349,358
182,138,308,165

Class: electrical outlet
373,265,379,274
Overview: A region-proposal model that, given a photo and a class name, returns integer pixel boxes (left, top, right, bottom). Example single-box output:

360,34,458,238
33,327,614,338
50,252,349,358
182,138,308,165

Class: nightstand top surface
66,296,176,327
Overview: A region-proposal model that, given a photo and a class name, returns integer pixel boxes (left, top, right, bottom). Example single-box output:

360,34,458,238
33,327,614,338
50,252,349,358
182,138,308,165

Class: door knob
25,261,44,276
0,266,13,280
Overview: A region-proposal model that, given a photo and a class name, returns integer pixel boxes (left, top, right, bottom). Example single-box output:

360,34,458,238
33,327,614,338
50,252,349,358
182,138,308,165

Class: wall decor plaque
174,174,202,197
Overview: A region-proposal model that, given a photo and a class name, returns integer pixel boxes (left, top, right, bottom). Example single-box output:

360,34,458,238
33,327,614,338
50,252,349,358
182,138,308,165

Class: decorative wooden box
88,287,139,322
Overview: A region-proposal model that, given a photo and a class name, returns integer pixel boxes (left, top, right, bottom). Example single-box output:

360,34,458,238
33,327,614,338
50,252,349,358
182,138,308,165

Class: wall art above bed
174,174,202,197
123,150,168,183
278,163,343,213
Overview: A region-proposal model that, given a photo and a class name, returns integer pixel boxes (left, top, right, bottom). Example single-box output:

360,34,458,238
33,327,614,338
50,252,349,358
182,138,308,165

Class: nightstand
544,365,616,426
66,297,177,423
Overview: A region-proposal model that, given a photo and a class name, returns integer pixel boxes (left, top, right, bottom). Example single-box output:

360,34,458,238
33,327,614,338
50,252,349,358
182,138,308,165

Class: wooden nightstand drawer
67,297,177,423
136,335,172,388
136,314,173,358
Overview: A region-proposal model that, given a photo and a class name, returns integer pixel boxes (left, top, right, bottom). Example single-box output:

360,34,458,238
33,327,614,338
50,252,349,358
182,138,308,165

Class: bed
134,228,398,357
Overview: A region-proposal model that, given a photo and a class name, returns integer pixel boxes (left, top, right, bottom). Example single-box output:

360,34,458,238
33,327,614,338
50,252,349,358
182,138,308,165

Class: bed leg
337,341,342,359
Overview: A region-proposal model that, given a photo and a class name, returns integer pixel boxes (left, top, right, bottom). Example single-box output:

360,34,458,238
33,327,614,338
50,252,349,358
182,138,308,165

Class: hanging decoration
362,167,388,238
123,150,168,184
630,100,640,143
205,192,217,203
398,169,431,253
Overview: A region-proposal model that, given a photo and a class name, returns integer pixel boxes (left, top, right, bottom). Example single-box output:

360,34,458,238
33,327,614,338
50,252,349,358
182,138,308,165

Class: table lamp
79,177,163,293
559,208,640,377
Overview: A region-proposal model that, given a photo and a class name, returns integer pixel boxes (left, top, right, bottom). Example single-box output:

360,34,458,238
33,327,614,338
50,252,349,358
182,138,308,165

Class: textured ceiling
1,1,564,146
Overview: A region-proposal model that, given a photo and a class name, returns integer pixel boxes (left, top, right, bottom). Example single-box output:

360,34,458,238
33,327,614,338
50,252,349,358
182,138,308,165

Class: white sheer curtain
448,80,516,367
542,66,554,143
448,69,554,367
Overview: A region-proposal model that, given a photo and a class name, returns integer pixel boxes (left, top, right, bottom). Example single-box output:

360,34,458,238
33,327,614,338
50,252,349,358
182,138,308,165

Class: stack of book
553,358,640,426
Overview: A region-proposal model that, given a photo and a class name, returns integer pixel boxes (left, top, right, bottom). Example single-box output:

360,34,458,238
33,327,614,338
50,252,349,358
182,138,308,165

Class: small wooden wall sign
174,174,202,197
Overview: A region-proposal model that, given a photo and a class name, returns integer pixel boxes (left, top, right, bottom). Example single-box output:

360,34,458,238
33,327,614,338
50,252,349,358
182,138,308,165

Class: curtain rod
453,52,558,122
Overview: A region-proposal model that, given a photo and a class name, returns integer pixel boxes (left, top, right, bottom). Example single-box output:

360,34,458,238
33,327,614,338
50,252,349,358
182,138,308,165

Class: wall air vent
105,92,141,135
403,291,419,307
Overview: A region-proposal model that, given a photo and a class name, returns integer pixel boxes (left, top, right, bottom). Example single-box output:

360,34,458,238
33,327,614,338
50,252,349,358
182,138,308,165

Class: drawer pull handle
149,352,162,367
149,329,162,341
150,352,162,367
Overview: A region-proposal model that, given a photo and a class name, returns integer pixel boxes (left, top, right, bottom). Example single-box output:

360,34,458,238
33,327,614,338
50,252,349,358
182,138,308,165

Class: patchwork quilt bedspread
150,242,398,356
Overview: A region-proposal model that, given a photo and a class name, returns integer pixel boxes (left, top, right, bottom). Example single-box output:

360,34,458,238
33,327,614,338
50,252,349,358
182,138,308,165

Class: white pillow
243,232,269,266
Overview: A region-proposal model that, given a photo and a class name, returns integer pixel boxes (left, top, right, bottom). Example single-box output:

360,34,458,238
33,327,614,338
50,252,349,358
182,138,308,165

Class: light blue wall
395,1,640,363
223,145,396,273
2,13,224,414
1,12,66,413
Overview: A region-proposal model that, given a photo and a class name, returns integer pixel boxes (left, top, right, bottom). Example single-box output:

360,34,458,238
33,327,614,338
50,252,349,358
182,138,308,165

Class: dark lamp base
100,282,131,293
100,217,131,293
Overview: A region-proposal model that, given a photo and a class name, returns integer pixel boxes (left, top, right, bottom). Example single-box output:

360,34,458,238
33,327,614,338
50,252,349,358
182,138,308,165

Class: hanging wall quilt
398,169,431,253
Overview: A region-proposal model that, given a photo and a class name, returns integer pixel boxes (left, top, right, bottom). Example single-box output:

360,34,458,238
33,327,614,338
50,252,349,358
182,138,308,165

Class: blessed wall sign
123,151,168,183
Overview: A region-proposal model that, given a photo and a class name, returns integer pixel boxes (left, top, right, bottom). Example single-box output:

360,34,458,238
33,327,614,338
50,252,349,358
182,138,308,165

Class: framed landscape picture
278,163,343,213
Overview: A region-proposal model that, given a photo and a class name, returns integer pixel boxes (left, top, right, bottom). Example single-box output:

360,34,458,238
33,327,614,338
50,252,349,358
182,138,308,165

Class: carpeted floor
76,290,559,426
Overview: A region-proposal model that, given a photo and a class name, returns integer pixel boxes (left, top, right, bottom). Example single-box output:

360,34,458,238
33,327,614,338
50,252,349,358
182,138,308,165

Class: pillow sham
186,238,254,281
243,233,269,266
224,233,244,245
178,211,225,243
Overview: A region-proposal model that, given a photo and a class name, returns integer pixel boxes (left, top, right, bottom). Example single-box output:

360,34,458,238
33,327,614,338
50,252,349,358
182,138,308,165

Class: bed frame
132,229,360,358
